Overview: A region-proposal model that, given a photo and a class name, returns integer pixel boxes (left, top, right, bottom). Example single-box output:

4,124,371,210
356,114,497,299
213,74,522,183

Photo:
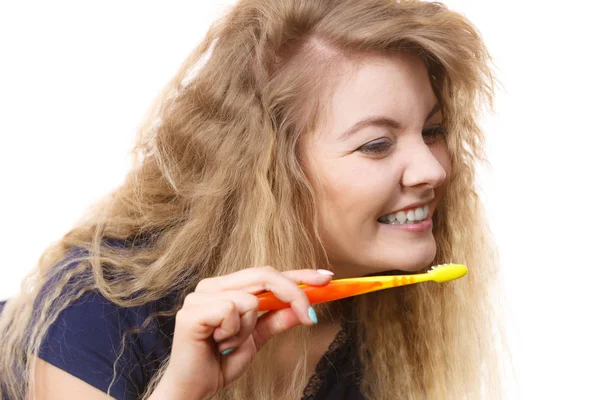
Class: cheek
316,159,392,224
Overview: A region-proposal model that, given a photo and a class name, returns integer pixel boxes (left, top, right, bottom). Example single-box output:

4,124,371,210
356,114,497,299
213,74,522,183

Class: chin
380,244,437,273
358,255,435,278
336,241,438,278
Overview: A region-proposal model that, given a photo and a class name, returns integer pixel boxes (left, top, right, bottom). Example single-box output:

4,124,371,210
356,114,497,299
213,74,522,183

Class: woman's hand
148,267,333,400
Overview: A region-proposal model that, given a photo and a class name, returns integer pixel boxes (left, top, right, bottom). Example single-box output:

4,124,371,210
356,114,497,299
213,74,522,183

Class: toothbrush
257,263,467,311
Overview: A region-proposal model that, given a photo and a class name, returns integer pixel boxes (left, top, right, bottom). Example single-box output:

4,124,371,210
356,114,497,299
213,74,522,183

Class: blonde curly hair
0,0,512,399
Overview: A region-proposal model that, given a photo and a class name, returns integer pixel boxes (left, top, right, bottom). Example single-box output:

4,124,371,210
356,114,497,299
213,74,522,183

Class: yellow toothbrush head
427,263,468,283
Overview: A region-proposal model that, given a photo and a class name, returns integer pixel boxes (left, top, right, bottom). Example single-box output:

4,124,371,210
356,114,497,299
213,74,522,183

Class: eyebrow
339,102,441,140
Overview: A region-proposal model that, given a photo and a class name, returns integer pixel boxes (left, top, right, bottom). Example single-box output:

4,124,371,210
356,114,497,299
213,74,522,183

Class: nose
400,140,447,189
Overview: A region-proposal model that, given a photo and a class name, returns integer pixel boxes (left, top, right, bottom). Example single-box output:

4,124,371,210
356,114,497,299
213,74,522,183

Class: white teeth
414,206,428,220
379,205,430,225
395,211,407,224
414,207,424,220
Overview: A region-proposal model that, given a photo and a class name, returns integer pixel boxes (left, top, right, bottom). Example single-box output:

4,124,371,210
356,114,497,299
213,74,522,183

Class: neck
272,302,345,394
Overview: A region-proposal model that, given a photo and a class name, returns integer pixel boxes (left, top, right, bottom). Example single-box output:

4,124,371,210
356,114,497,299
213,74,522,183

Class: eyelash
422,125,448,144
358,125,448,155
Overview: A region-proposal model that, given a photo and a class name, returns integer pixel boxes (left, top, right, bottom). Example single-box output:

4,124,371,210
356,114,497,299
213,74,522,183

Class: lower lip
379,216,433,233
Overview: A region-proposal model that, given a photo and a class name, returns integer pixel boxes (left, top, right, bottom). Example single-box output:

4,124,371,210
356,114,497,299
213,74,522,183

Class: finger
251,308,302,350
184,291,258,317
196,267,331,325
281,269,334,286
218,331,260,384
215,308,258,353
210,293,258,344
184,291,259,343
175,299,239,342
195,267,332,294
214,304,240,343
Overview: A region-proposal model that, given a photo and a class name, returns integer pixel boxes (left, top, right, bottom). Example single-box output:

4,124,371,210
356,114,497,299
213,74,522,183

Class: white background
1,1,598,398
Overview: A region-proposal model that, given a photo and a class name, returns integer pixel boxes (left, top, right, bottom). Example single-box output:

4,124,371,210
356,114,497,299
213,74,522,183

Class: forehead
320,52,438,132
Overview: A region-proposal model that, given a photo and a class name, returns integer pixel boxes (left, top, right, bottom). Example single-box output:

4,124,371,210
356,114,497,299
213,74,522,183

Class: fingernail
308,306,318,324
221,348,234,356
316,269,334,276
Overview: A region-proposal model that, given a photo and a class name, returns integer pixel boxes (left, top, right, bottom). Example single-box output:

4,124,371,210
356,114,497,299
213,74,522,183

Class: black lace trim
300,302,359,400
300,326,349,400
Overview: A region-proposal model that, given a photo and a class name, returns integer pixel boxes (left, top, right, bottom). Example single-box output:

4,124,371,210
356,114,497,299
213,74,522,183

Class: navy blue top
37,287,177,399
1,256,365,399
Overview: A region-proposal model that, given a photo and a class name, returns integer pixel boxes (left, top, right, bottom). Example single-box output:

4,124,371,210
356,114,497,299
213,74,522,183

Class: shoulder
35,252,177,399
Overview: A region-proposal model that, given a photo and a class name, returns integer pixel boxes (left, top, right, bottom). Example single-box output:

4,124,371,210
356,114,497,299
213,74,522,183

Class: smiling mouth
377,205,429,225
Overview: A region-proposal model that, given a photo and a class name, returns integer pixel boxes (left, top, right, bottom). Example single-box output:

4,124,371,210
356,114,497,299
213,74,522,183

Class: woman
0,0,510,398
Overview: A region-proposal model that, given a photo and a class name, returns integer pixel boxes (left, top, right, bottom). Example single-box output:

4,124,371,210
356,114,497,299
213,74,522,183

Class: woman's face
301,52,451,278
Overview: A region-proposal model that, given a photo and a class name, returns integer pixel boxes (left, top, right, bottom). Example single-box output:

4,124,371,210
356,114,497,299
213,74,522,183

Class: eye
357,138,393,156
423,125,447,145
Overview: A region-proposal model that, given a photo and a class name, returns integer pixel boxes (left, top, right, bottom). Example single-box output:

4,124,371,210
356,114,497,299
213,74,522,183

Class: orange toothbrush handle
257,280,383,311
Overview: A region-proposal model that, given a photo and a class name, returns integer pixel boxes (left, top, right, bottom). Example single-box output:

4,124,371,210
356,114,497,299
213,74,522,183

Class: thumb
252,308,302,350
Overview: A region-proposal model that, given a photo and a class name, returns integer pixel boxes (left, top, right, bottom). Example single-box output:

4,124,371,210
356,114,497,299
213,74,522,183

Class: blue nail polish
308,306,318,324
221,348,234,356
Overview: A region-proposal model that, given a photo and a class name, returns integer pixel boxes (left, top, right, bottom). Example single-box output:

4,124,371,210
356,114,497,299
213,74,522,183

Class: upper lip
383,200,432,216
